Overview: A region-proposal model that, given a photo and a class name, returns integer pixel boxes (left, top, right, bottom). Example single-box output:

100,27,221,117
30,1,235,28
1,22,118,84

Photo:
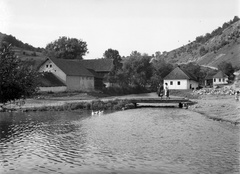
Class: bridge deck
127,97,190,108
128,98,189,103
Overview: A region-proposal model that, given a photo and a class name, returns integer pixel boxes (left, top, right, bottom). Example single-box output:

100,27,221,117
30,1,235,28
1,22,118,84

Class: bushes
102,86,148,96
91,99,132,111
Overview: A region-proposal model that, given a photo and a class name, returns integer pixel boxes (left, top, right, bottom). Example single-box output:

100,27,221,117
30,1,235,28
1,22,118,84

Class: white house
212,71,228,86
163,66,199,90
38,58,103,92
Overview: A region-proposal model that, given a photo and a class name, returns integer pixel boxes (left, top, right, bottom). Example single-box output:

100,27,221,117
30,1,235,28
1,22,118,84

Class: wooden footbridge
127,97,191,108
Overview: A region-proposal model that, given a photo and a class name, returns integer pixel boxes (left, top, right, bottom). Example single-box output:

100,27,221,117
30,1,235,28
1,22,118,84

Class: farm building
212,71,228,86
163,66,199,90
204,71,228,87
38,58,113,92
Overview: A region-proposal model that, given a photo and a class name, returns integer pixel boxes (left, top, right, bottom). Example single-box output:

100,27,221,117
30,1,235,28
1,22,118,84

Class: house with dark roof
204,71,217,87
163,66,199,90
79,59,113,78
212,71,228,86
38,58,112,92
204,71,229,87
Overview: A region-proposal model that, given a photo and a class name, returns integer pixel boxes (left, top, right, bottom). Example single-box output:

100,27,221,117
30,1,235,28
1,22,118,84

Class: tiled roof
205,71,217,80
39,72,66,87
164,67,198,81
49,58,95,77
213,71,228,78
79,58,113,72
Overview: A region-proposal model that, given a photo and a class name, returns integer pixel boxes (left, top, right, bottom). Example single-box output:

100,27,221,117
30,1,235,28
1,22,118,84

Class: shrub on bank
102,86,148,96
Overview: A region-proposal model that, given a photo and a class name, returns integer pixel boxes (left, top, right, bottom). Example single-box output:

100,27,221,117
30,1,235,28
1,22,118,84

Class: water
0,108,239,174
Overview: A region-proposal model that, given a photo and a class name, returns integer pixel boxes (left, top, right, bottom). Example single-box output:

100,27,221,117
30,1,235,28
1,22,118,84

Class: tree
217,61,235,81
199,46,208,56
150,58,173,89
122,52,153,88
103,49,123,84
0,43,40,103
45,36,88,59
233,16,240,23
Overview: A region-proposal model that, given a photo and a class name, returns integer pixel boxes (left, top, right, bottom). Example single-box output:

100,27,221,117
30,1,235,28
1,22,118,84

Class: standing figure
157,84,164,99
235,91,239,101
164,83,170,99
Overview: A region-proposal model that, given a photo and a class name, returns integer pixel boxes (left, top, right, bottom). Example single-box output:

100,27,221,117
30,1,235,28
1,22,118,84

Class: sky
0,0,239,59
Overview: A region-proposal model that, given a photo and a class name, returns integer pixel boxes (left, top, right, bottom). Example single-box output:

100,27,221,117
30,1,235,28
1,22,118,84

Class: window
46,64,48,68
50,64,52,68
219,78,221,82
170,81,173,85
214,78,216,82
177,81,180,85
222,78,224,82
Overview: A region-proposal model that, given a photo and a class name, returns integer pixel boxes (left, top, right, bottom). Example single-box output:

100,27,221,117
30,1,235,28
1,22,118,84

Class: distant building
163,66,199,90
38,58,113,92
213,71,228,86
204,72,216,87
204,71,228,87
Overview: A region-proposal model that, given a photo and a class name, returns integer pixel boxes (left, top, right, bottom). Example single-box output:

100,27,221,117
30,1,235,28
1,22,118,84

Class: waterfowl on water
91,110,104,115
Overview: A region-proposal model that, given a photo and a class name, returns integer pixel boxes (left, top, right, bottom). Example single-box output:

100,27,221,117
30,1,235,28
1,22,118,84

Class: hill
0,32,46,68
1,16,240,70
163,16,240,68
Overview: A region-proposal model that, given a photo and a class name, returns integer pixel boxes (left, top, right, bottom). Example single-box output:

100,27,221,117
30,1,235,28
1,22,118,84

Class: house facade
38,58,108,92
163,67,199,90
212,71,228,86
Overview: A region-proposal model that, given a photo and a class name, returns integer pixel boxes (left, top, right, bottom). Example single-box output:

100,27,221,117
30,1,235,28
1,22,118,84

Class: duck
98,110,104,115
91,110,104,116
91,110,99,115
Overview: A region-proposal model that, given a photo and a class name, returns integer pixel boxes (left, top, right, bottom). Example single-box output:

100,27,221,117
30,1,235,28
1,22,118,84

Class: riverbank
1,90,239,125
188,94,240,125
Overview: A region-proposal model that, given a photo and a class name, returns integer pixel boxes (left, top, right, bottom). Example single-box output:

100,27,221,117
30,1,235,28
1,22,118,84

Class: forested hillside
162,16,240,68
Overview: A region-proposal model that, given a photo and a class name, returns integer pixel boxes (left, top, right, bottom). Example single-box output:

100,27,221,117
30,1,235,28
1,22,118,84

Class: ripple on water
0,109,239,174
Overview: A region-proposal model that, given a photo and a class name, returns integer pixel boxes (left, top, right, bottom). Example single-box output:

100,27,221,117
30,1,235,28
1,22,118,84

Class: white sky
0,0,239,59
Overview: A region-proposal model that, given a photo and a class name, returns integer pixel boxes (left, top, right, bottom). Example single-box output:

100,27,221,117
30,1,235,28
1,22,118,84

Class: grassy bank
1,98,135,112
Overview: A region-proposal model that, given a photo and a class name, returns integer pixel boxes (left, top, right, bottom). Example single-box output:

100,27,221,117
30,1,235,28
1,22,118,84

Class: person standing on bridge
164,83,170,99
157,84,164,99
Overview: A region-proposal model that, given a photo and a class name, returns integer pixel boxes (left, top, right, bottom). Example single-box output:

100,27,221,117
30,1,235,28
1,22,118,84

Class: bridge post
133,103,137,108
179,103,183,108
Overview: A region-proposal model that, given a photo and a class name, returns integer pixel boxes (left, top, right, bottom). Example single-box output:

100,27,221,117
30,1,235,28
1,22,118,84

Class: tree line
195,16,239,44
1,30,238,103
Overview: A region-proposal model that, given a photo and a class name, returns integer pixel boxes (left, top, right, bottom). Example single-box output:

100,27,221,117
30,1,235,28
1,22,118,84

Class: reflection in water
0,109,239,174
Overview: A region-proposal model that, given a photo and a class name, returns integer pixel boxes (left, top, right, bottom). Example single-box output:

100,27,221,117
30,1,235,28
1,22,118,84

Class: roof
44,58,96,77
205,72,217,80
213,71,228,78
164,66,198,81
39,72,66,87
79,58,113,72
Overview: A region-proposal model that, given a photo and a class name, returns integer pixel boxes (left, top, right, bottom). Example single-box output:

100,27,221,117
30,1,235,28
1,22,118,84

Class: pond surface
0,108,239,174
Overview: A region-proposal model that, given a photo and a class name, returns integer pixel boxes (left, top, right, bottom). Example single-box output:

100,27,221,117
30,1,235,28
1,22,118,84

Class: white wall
213,77,228,86
164,79,198,89
39,60,66,82
188,80,199,89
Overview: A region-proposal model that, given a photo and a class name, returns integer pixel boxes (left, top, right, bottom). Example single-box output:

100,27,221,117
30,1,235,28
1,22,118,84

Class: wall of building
38,86,67,93
66,76,94,91
213,77,228,86
164,79,198,89
187,80,199,89
39,60,66,82
164,79,188,89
